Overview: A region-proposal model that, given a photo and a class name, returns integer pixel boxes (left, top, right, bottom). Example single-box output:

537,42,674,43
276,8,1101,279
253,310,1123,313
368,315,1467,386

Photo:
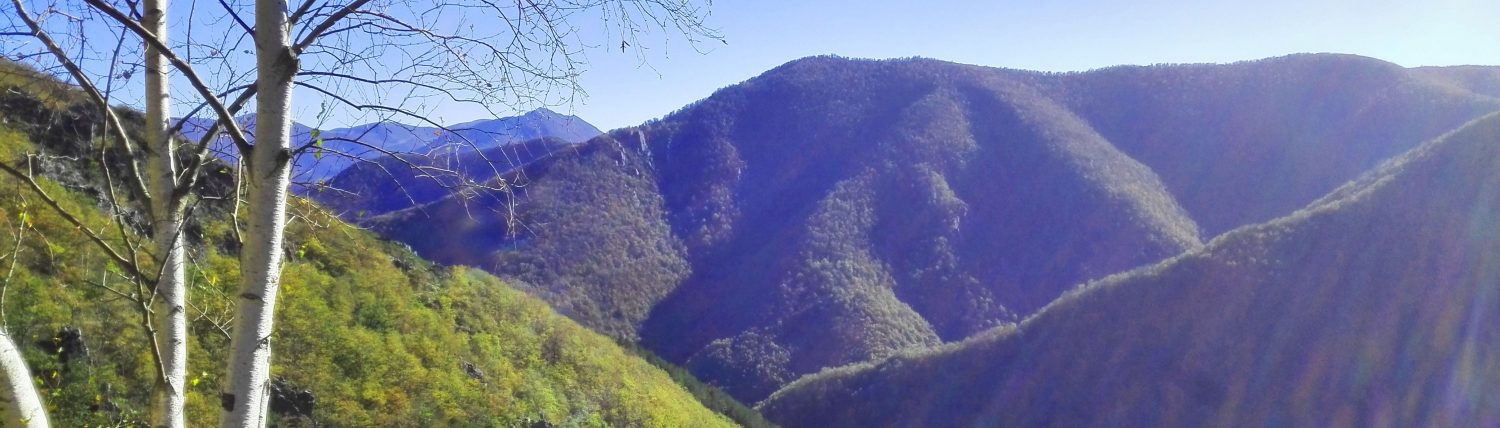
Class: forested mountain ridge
0,60,742,427
1038,53,1500,235
760,111,1500,427
1412,64,1500,99
349,53,1500,406
633,57,1204,401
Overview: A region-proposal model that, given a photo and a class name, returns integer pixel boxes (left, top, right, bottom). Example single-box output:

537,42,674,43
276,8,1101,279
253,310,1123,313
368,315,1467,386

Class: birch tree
0,217,47,427
4,1,213,427
0,329,47,427
141,0,192,425
5,0,716,426
223,3,716,424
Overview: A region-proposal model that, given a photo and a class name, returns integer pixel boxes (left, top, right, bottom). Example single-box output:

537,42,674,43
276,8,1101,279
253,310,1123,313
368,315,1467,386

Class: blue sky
531,0,1500,131
11,0,1497,132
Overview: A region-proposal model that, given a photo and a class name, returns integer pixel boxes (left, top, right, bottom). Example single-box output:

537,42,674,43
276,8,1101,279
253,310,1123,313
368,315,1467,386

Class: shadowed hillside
371,56,1207,401
1044,53,1500,236
369,137,694,341
761,112,1500,427
357,54,1500,404
635,57,1203,402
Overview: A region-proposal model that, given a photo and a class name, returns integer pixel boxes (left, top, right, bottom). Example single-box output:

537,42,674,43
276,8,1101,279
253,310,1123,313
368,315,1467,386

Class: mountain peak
523,107,563,117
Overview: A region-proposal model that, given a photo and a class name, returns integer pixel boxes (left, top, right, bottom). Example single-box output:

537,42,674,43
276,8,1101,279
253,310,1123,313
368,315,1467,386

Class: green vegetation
616,340,778,428
0,61,737,427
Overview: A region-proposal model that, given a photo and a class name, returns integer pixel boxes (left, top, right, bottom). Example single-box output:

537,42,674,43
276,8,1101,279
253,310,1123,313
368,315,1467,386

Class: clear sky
11,0,1496,131
503,0,1500,131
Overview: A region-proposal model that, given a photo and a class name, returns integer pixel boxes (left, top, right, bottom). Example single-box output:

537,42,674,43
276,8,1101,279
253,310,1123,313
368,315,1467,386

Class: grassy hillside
0,61,737,427
761,112,1500,426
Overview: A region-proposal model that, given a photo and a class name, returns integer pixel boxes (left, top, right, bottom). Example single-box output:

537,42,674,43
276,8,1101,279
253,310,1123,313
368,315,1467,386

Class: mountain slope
1045,53,1500,236
369,138,694,341
761,112,1500,427
0,60,734,427
359,54,1500,404
637,58,1204,402
1413,65,1500,99
372,56,1206,401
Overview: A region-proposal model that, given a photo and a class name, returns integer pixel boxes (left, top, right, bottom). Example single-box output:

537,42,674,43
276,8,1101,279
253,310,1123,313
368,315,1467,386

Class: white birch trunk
0,329,47,428
142,0,188,426
220,1,295,426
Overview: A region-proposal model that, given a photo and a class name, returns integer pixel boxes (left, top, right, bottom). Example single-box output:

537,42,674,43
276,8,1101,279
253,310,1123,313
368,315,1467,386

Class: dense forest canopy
347,54,1500,405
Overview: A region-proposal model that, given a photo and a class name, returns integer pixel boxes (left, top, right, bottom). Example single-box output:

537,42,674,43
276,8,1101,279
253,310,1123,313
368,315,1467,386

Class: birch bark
220,0,296,425
0,330,47,428
142,0,188,426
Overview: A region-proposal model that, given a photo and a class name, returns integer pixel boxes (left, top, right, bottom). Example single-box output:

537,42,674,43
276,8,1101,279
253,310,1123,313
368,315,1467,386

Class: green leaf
313,129,325,160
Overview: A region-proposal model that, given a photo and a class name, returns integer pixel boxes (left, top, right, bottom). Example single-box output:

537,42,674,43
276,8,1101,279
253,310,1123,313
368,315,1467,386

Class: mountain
435,108,603,152
0,60,739,427
1413,65,1500,99
178,107,601,185
355,54,1500,404
315,136,576,219
1041,54,1500,236
760,111,1500,427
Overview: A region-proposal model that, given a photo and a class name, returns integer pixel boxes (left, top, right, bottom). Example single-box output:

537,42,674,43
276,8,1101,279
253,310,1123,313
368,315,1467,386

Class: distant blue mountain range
176,108,602,186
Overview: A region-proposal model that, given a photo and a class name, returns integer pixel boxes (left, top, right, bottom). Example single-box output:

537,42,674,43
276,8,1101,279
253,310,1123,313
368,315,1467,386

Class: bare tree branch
0,158,147,282
80,0,254,155
9,0,152,200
